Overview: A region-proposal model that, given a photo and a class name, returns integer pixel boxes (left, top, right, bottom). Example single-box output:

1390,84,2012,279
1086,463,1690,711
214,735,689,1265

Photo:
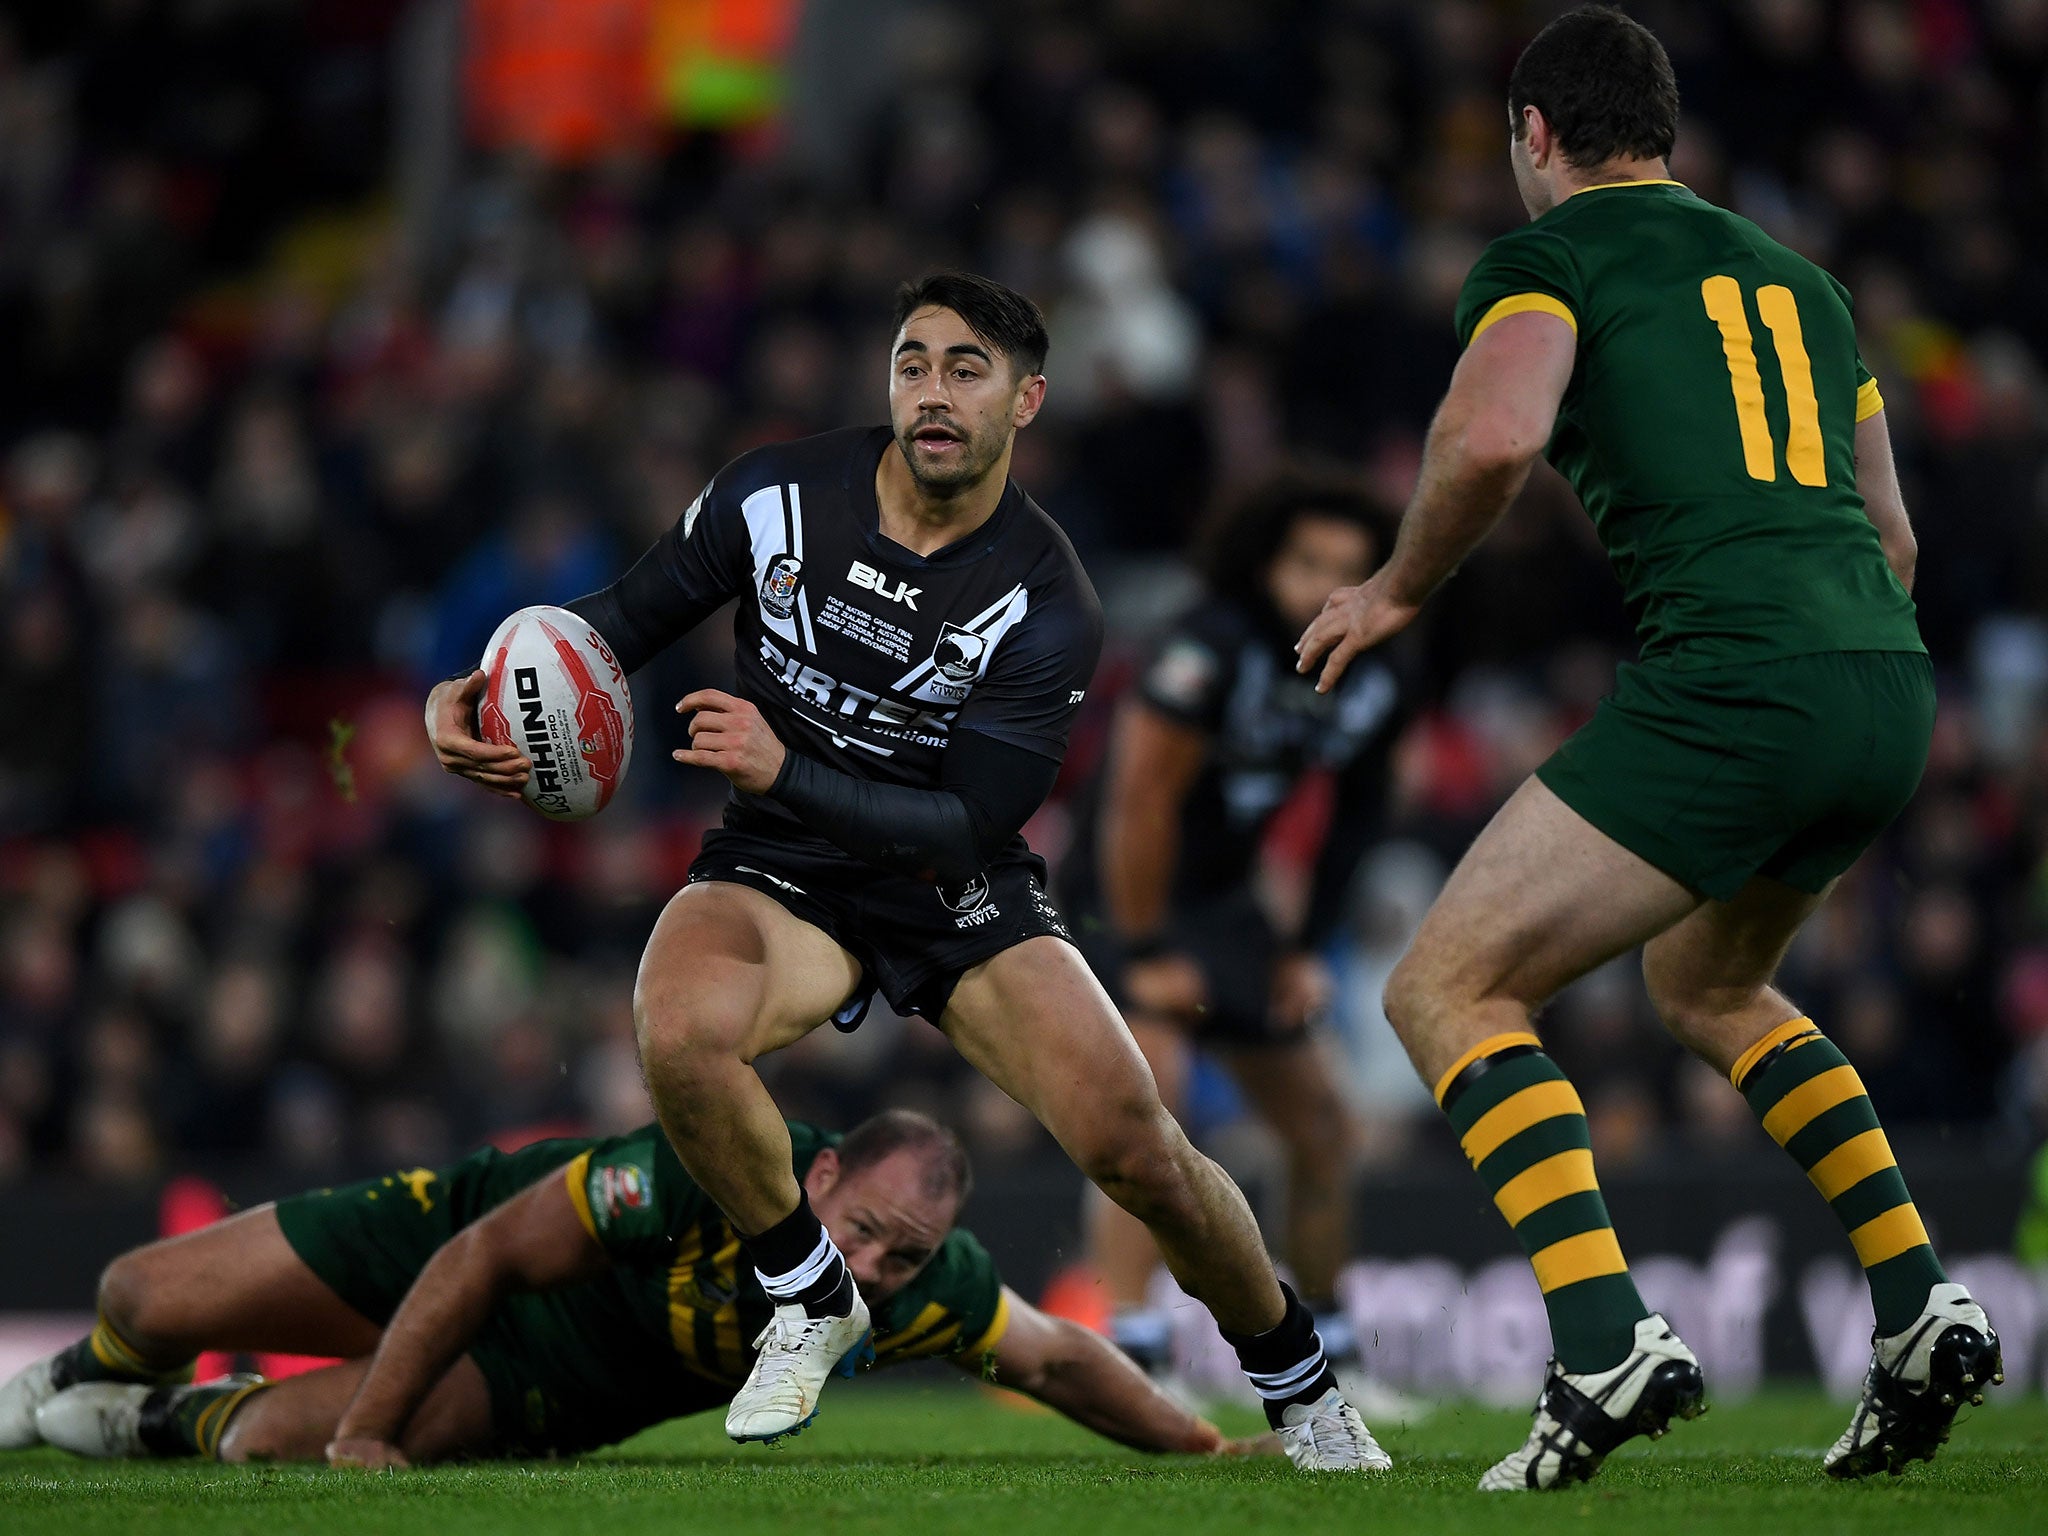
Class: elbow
1452,420,1544,479
1890,533,1918,592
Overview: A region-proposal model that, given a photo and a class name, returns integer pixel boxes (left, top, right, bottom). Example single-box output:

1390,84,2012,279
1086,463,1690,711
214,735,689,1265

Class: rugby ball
477,605,634,822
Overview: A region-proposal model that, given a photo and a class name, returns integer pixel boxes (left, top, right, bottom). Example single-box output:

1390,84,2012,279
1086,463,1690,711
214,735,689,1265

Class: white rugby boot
1479,1315,1706,1491
1824,1283,2001,1479
724,1291,873,1444
1276,1385,1393,1471
34,1383,153,1458
0,1352,64,1449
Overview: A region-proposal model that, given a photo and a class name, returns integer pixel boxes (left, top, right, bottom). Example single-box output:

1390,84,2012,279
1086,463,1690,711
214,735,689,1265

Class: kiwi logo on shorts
939,873,1000,928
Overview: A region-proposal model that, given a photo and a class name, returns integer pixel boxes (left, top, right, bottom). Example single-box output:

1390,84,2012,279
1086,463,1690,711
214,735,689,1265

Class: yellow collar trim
1568,177,1685,197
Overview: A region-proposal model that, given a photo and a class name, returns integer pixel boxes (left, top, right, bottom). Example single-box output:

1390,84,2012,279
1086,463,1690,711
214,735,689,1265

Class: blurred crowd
1,0,2047,1186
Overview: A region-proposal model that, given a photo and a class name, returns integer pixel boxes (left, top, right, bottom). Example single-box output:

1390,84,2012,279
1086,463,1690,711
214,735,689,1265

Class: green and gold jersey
1453,180,1922,668
551,1122,1008,1394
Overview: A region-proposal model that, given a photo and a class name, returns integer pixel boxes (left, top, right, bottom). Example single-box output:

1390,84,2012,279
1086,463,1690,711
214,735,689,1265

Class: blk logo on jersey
931,623,989,686
848,560,921,610
760,555,803,620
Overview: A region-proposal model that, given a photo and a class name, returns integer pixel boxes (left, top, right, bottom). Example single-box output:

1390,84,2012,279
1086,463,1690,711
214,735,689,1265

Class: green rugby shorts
1536,650,1934,903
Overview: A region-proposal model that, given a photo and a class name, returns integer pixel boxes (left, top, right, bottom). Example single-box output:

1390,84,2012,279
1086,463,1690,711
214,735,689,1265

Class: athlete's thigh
105,1206,384,1358
635,880,865,1057
938,937,1166,1151
1400,776,1701,1013
1641,874,1827,1069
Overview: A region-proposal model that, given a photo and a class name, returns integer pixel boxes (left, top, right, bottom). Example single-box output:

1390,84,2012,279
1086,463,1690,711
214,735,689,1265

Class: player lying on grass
2,1110,1269,1464
1296,4,1998,1492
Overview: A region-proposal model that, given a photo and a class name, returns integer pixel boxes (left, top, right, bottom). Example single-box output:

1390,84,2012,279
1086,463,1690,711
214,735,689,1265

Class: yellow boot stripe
1849,1204,1930,1268
1530,1228,1630,1293
1728,1017,1823,1088
1760,1064,1865,1145
1459,1079,1584,1167
1494,1148,1601,1227
1433,1032,1544,1107
1807,1128,1898,1202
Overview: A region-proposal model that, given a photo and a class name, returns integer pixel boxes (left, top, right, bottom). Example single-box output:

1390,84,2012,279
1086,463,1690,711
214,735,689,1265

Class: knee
95,1250,156,1340
1640,951,1728,1048
1074,1105,1199,1222
1381,947,1447,1042
633,973,763,1069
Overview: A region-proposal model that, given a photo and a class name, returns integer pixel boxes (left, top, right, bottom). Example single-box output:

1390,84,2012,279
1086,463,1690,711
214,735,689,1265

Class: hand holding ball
426,606,635,821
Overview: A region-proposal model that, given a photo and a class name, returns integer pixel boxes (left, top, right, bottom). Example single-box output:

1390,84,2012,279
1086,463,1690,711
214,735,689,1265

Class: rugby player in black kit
424,273,1388,1472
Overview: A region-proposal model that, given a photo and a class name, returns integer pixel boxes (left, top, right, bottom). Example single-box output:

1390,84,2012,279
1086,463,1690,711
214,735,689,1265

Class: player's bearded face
889,307,1028,495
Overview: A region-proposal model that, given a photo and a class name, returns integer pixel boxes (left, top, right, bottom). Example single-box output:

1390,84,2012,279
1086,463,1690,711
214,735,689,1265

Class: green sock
140,1379,271,1460
1733,1018,1946,1335
1437,1032,1650,1372
50,1315,191,1390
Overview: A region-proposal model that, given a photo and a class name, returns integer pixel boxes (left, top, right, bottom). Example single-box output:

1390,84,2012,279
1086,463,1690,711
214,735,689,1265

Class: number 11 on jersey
1701,274,1826,488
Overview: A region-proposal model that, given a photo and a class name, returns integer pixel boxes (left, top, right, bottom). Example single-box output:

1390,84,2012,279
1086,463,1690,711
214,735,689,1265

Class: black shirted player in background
423,274,1389,1470
1064,476,1410,1375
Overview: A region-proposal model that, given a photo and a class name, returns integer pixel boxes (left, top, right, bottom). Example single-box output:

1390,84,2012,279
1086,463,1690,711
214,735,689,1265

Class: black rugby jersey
1071,596,1411,947
575,426,1103,840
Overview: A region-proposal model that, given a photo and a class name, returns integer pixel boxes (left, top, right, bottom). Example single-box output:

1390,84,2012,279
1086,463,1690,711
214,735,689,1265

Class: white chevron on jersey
893,582,1029,704
742,483,802,648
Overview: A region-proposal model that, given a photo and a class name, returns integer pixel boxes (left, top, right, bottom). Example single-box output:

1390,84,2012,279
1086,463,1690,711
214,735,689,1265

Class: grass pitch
1,1381,2038,1536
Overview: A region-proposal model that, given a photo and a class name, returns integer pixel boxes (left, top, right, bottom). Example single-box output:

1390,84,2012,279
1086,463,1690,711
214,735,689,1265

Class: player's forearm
1379,409,1539,609
333,1234,503,1444
1098,798,1181,941
766,730,1058,886
1010,1322,1221,1454
768,752,987,885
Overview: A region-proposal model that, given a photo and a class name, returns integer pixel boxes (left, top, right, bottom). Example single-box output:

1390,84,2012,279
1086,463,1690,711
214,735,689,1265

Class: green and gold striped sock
49,1313,191,1391
1437,1032,1650,1372
140,1378,272,1460
1733,1018,1946,1335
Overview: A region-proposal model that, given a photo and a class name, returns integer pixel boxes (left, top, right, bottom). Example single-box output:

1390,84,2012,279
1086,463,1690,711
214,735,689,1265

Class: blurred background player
1299,5,2000,1490
5,1109,1270,1463
1064,474,1410,1377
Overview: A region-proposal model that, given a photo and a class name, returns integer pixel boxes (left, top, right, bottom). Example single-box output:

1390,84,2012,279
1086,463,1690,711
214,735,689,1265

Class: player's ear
1522,105,1553,169
805,1147,842,1201
1013,372,1047,430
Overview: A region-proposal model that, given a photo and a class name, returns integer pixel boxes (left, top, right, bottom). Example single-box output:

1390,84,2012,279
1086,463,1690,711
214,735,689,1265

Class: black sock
1221,1282,1340,1429
742,1190,855,1318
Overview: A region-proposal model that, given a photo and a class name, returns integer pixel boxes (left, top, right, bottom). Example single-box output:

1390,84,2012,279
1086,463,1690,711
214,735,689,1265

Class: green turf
1,1381,2038,1535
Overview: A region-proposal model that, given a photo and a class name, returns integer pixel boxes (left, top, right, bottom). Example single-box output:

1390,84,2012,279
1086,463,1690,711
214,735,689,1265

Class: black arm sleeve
568,484,745,675
766,729,1060,886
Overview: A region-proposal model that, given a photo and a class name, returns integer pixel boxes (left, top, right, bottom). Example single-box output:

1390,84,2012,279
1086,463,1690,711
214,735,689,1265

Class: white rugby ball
477,605,634,822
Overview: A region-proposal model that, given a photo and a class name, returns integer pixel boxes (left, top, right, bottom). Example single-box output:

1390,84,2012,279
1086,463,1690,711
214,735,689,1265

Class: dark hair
1508,6,1679,170
836,1107,974,1209
1193,471,1397,613
892,271,1050,378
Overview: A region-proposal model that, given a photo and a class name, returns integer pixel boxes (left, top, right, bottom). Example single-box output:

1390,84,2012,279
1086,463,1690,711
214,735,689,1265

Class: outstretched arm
1296,310,1575,691
968,1290,1277,1457
327,1169,609,1468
